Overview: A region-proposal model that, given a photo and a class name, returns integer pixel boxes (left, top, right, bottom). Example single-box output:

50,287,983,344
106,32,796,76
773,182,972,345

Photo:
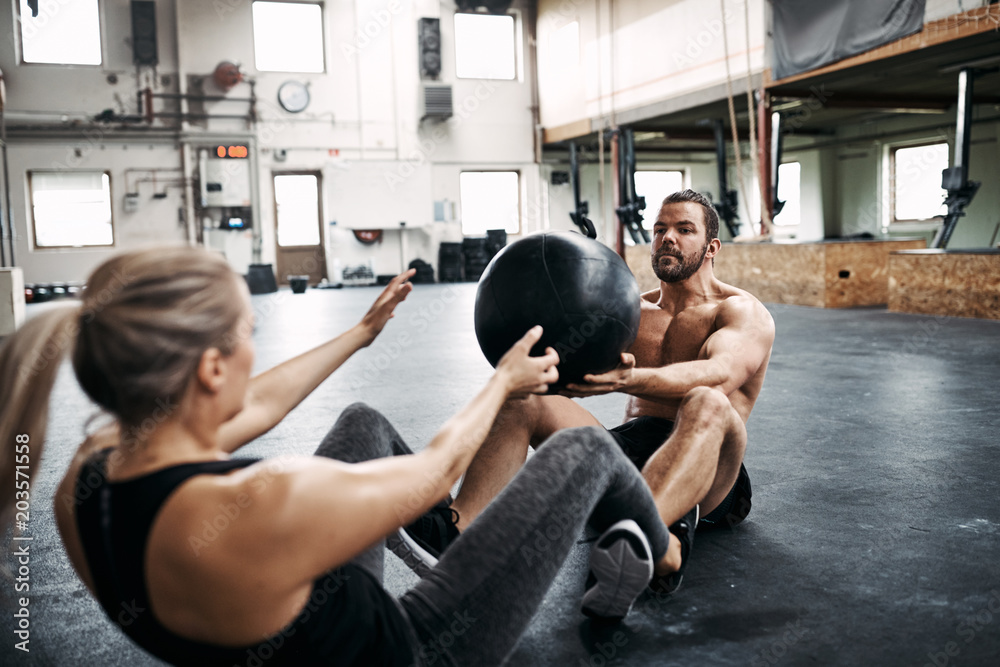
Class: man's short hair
661,189,720,242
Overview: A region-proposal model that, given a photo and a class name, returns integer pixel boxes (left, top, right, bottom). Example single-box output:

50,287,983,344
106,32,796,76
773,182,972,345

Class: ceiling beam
772,90,1000,112
773,90,948,111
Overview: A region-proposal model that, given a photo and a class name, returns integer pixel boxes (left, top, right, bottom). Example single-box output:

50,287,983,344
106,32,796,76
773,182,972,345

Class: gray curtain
771,0,926,80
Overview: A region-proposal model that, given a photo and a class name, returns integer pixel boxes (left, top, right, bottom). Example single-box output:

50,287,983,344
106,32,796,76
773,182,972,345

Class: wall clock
277,80,310,113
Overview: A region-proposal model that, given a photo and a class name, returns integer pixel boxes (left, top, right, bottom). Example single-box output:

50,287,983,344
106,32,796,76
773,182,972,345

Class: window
773,162,801,227
30,171,113,248
891,142,948,222
20,0,102,65
635,171,685,230
460,172,519,235
274,174,321,246
252,1,325,73
454,13,516,79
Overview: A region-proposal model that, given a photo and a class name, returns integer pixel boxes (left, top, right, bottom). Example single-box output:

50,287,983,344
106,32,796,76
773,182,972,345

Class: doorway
273,172,327,285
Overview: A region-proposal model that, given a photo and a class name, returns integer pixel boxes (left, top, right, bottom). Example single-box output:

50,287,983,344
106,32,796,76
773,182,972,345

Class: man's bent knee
679,386,730,420
491,395,541,439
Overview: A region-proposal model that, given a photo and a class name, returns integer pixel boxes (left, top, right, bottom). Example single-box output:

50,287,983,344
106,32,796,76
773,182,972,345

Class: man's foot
387,500,460,577
581,519,654,621
649,505,699,595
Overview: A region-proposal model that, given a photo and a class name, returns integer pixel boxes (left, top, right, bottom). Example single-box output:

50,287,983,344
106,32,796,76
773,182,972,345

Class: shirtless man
399,189,775,592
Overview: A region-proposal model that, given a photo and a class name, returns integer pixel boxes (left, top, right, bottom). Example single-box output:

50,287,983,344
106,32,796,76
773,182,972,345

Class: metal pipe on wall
247,135,263,264
757,89,772,235
611,130,623,257
180,143,198,245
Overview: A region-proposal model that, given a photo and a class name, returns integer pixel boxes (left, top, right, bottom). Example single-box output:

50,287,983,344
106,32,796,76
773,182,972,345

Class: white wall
0,0,185,282
2,0,541,283
781,149,825,242
7,141,188,283
177,0,540,277
829,112,1000,248
536,0,766,130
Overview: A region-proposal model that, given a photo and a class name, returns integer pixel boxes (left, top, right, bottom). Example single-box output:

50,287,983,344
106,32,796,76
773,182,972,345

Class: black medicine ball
474,231,642,387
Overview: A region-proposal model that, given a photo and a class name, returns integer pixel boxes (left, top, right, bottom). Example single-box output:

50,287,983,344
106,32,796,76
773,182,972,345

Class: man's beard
651,243,709,283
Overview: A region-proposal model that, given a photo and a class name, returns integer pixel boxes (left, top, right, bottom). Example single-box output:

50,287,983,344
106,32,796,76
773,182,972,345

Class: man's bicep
699,300,774,391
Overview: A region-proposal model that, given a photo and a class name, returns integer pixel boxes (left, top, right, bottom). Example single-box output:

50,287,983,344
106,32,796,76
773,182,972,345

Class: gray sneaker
581,519,654,620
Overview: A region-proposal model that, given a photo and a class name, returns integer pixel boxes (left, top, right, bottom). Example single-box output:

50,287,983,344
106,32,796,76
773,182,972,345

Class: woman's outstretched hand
496,326,560,397
357,269,415,346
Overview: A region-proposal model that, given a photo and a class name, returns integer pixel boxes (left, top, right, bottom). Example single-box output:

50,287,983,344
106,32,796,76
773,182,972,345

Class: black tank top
74,449,415,666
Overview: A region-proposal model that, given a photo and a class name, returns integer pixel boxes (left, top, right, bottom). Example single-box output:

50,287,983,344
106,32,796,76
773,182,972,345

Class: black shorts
607,416,675,469
698,462,752,531
607,417,752,530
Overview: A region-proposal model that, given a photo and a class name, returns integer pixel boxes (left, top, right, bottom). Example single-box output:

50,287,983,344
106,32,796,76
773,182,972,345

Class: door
273,172,327,286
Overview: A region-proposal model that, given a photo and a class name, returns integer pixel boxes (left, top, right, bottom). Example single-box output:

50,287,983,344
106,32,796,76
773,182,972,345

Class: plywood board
714,243,826,307
824,240,925,307
625,244,658,293
889,251,1000,320
631,240,930,309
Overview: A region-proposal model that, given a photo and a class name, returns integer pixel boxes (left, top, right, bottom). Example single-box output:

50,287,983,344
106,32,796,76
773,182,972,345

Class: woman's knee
339,401,379,420
318,402,396,461
540,425,618,461
335,402,391,431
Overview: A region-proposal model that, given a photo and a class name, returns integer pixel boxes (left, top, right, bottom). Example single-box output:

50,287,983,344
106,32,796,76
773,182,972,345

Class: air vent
422,85,453,120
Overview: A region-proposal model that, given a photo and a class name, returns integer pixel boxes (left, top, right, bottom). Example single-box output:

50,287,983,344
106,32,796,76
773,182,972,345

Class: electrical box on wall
201,158,251,207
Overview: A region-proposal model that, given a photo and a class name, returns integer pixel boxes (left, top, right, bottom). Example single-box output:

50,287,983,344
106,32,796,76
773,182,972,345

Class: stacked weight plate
463,237,491,281
438,242,463,282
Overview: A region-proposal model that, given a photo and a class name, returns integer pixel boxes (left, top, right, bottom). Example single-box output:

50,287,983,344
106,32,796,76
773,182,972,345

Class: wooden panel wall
824,240,926,307
889,251,1000,320
627,239,928,308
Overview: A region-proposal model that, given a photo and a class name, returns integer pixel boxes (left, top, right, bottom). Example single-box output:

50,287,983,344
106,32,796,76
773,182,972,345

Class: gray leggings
315,403,670,667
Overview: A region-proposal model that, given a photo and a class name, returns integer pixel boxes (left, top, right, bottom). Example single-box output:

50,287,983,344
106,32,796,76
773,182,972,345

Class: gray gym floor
3,282,999,666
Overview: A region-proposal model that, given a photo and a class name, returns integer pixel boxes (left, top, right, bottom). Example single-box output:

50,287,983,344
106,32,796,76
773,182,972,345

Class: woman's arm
251,327,559,582
216,270,415,452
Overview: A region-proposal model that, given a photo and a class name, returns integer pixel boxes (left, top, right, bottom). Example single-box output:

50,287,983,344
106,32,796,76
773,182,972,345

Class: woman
0,247,675,666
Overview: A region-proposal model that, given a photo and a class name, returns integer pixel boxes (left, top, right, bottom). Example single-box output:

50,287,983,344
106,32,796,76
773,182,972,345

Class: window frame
28,170,115,250
888,140,949,224
459,170,521,236
251,0,327,74
16,0,105,67
454,10,519,81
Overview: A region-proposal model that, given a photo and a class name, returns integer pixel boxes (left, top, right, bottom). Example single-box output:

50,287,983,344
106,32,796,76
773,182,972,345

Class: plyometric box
708,239,926,307
889,249,1000,320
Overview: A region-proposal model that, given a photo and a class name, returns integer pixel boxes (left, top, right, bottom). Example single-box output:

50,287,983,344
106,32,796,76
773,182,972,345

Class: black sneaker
387,500,460,577
649,504,699,595
581,519,654,620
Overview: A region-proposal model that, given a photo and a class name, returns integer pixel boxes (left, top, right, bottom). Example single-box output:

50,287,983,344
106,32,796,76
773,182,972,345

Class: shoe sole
581,519,654,620
387,528,438,578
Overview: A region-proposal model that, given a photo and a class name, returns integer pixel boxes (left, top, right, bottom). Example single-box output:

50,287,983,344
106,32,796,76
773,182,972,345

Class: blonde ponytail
0,305,80,532
1,245,244,537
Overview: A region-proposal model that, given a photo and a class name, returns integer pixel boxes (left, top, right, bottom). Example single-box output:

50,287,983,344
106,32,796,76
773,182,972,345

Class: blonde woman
0,247,673,666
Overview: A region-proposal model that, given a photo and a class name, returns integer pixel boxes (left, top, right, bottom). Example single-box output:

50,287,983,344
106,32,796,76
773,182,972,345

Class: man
393,189,775,592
